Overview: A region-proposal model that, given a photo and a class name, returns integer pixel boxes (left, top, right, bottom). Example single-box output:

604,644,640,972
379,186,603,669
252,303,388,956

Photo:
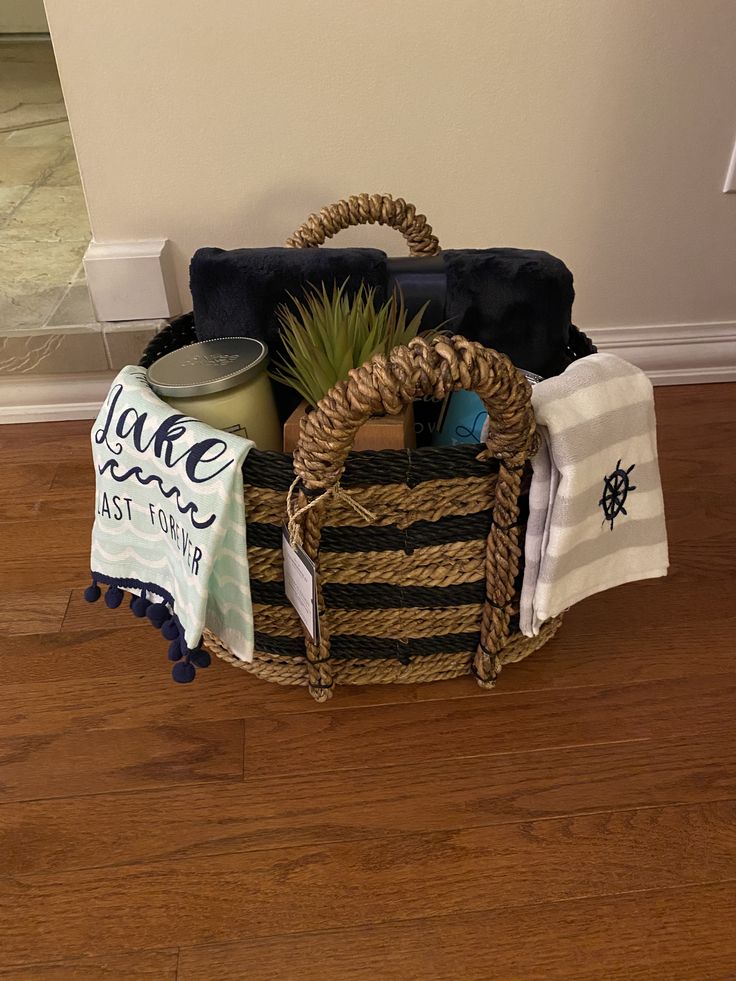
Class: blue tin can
431,390,488,446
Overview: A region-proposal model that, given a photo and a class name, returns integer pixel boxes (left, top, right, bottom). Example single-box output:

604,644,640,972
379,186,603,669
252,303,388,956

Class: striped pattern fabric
520,353,668,636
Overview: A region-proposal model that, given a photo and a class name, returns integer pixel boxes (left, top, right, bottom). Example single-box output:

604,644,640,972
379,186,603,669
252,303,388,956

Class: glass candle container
147,337,281,450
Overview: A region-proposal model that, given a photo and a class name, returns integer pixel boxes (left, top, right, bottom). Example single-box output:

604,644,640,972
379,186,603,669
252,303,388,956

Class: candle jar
147,337,281,450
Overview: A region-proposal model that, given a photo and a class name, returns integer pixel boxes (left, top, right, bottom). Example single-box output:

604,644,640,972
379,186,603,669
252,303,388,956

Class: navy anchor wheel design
599,460,637,530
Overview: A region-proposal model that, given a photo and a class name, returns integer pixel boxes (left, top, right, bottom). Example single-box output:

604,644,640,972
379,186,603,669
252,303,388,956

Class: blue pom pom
84,582,101,603
172,661,196,684
167,639,182,662
104,584,124,609
131,595,148,618
147,602,169,628
161,618,179,640
190,649,211,668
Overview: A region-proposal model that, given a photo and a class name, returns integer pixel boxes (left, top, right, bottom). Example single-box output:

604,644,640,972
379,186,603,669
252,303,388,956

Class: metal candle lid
147,337,268,398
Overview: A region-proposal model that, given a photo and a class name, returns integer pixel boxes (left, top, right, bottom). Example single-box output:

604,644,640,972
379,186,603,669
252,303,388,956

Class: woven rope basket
142,194,594,701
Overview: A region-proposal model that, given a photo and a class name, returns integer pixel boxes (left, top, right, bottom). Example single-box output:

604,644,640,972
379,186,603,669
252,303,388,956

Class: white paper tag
282,526,320,643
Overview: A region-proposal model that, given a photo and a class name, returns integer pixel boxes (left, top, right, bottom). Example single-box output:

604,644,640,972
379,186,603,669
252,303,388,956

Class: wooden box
283,400,416,453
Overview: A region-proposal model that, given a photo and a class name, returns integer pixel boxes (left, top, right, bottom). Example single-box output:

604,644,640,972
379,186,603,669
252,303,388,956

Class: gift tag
282,526,321,644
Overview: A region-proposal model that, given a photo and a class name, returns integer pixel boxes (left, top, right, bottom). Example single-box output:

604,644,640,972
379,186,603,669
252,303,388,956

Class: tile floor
0,40,161,378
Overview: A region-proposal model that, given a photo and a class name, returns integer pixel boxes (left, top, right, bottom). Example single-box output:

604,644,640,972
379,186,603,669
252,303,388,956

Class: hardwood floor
0,384,734,980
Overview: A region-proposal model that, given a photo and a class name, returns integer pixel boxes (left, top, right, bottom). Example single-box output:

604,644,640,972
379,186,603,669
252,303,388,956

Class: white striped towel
519,352,668,637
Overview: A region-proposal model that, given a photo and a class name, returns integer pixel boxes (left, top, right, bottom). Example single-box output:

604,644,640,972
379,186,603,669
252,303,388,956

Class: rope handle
292,334,537,496
285,192,440,257
288,334,538,702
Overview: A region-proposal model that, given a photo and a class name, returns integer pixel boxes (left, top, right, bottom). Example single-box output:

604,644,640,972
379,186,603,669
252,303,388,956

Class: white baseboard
84,239,181,322
0,371,115,424
588,320,736,385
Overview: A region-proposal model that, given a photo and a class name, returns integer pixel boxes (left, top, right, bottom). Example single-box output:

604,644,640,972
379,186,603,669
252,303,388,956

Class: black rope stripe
247,510,504,553
255,630,483,660
249,490,530,554
252,578,507,610
240,443,503,492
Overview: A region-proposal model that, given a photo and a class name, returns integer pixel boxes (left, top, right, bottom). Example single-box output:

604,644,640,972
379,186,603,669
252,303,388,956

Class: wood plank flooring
0,383,734,979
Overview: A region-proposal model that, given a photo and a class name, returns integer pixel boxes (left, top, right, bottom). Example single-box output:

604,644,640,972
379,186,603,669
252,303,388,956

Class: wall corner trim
84,239,182,323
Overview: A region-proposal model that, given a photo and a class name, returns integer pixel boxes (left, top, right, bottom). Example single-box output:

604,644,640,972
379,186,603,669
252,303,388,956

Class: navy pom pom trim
147,602,169,629
130,594,149,618
161,618,179,641
104,584,124,609
190,649,211,669
87,573,210,686
172,660,196,684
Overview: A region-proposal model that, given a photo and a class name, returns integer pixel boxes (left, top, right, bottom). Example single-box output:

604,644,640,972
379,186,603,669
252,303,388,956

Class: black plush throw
190,244,576,394
191,246,389,421
441,249,575,379
191,246,388,352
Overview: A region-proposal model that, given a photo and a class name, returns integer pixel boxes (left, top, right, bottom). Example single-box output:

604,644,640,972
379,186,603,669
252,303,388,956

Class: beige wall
45,0,736,329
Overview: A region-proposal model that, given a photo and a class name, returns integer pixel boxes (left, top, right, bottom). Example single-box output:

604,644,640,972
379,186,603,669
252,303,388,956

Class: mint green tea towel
85,365,254,682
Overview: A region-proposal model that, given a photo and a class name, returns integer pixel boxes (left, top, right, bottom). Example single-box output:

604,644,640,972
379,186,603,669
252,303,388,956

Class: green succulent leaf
269,279,436,407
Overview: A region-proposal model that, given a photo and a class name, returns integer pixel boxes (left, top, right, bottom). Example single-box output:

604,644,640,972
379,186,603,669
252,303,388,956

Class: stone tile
0,104,66,133
102,321,164,369
42,148,82,188
0,324,108,375
2,121,73,147
0,41,62,124
0,240,86,331
0,185,89,243
0,38,62,102
0,185,30,220
0,240,86,290
0,40,58,68
0,39,60,74
0,284,66,332
0,145,63,186
46,282,96,326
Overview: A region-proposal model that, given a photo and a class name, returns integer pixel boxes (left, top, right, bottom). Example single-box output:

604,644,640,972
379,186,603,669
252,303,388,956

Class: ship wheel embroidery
599,460,637,530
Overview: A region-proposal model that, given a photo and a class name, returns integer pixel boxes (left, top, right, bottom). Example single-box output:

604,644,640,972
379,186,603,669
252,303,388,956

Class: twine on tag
286,477,376,547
